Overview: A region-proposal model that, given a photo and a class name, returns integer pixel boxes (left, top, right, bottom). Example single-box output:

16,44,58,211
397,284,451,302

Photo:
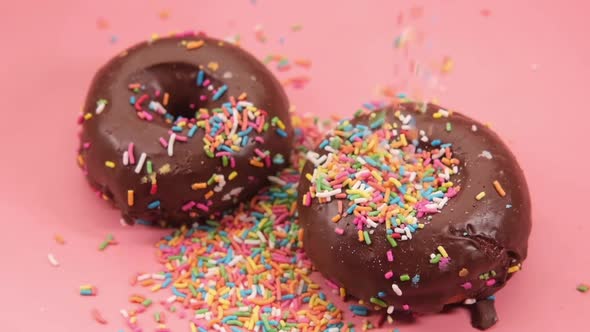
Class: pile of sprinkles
116,115,367,332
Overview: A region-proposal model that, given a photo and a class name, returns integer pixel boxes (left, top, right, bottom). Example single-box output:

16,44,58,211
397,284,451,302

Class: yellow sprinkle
186,40,205,50
400,134,408,147
207,62,219,71
433,112,443,119
276,119,286,130
150,284,162,292
228,171,238,180
493,180,506,197
508,265,521,273
105,161,116,168
437,245,449,258
339,287,346,299
357,230,364,242
475,191,486,200
190,322,197,332
127,190,134,206
83,113,93,120
403,195,417,203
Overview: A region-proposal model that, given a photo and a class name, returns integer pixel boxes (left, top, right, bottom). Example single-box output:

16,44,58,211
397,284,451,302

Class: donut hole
129,62,222,119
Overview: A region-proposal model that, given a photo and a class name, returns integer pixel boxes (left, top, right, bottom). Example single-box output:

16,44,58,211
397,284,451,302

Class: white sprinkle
230,108,239,137
228,256,243,267
479,150,493,159
353,197,368,204
356,156,367,165
120,218,128,227
152,273,166,280
244,239,261,245
137,273,151,281
316,188,342,198
409,172,417,182
464,298,477,305
420,135,429,142
48,253,59,267
268,176,287,186
120,309,129,318
401,124,411,130
401,235,408,241
471,124,478,132
365,218,379,228
233,235,244,244
167,134,176,156
402,115,412,125
405,227,413,240
394,228,405,234
223,71,233,79
391,283,403,296
256,231,267,243
387,305,395,314
122,151,129,166
438,109,449,117
95,102,106,114
134,152,147,174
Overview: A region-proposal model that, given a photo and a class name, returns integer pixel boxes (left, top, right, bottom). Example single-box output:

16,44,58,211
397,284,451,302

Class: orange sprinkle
331,215,341,223
249,159,264,167
127,190,134,206
186,40,205,50
54,234,66,245
163,93,170,106
191,182,207,190
358,230,364,242
238,92,248,100
204,190,214,200
493,180,506,197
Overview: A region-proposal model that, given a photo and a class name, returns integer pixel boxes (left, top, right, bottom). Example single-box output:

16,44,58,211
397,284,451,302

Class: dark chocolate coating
78,34,293,226
471,299,499,330
298,103,531,323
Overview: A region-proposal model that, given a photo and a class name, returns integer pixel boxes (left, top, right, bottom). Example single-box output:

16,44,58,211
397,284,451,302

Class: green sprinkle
430,254,441,264
369,297,387,307
195,308,208,314
363,231,371,245
577,284,589,293
226,320,244,326
262,314,272,331
400,274,410,281
386,235,398,248
146,160,153,174
222,156,229,167
205,150,214,158
446,122,452,132
142,299,152,307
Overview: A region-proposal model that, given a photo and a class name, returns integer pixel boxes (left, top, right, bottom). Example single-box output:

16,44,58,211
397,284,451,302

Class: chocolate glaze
78,34,293,226
298,103,531,328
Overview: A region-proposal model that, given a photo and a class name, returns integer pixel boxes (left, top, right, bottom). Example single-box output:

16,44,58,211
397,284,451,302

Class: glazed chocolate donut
298,102,531,329
77,33,293,226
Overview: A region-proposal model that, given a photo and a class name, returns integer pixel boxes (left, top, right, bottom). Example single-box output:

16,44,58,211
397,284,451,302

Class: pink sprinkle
128,143,136,164
175,134,188,142
182,201,196,212
423,158,431,166
445,187,458,198
159,137,168,148
384,271,394,279
325,279,339,289
254,148,267,158
461,282,473,290
196,203,209,212
200,95,207,101
486,279,496,287
83,142,92,149
433,159,445,169
142,111,153,121
402,304,410,311
203,79,210,87
255,136,265,144
230,157,236,168
215,152,232,157
334,227,344,235
387,250,394,262
155,90,161,97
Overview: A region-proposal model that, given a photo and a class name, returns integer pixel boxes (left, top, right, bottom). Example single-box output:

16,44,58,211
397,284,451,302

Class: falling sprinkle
92,308,108,325
48,253,59,267
54,234,66,245
291,24,303,32
158,9,170,20
96,17,109,30
577,284,589,293
98,234,115,251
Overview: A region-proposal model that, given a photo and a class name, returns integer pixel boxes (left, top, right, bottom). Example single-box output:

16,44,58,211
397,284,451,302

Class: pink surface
1,0,588,331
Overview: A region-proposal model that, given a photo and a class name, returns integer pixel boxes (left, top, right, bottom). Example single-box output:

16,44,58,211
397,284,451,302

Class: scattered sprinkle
493,180,506,197
475,191,486,201
48,253,59,267
577,284,589,293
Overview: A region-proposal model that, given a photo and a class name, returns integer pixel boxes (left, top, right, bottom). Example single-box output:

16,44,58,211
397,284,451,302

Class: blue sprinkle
377,291,386,298
198,327,208,332
238,127,253,137
171,287,186,298
319,140,329,149
197,70,205,86
230,328,241,332
218,145,234,153
441,143,453,148
222,315,238,323
281,294,295,301
171,126,183,132
242,136,249,146
399,166,406,176
412,274,421,284
422,176,435,182
431,139,442,146
319,292,326,300
162,278,172,288
276,128,288,137
212,85,228,101
487,295,496,301
188,126,198,137
129,96,136,105
147,200,160,209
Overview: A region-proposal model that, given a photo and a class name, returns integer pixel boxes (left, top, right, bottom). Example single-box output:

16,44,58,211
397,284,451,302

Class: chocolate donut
77,33,293,226
297,102,531,329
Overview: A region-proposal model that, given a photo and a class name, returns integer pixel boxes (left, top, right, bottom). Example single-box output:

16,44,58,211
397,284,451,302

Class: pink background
1,0,588,331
